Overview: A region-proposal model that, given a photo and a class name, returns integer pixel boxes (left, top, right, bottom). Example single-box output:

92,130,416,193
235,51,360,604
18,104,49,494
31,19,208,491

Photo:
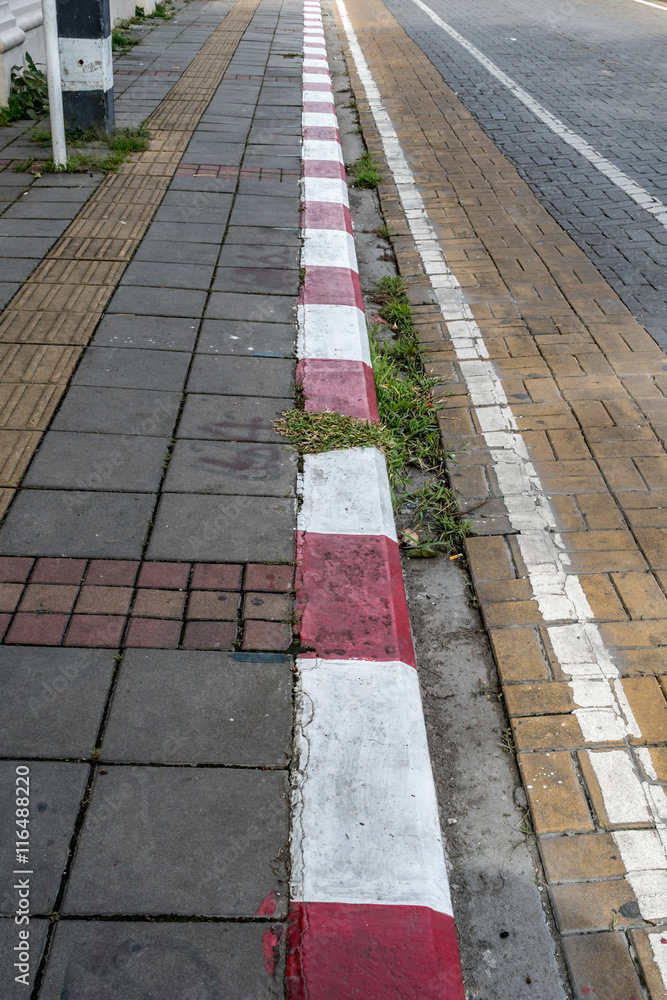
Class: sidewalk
0,1,302,994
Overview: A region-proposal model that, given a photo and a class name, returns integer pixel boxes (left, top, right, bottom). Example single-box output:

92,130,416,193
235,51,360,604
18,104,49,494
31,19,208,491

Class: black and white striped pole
56,0,115,132
41,0,67,166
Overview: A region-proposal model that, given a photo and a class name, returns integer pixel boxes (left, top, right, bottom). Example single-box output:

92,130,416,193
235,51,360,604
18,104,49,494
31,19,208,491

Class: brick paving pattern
338,0,667,995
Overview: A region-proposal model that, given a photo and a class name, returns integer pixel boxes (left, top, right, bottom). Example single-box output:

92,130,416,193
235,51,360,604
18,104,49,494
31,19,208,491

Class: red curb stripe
303,160,346,178
301,266,363,309
296,532,415,666
302,201,352,232
303,101,336,114
302,125,340,142
286,903,465,1000
297,358,379,421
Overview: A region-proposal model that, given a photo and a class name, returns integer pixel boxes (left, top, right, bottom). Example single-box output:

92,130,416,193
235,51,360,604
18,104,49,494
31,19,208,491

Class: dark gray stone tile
211,266,299,296
224,226,300,246
24,432,167,491
0,219,68,237
0,647,116,757
0,918,48,997
121,261,214,291
228,195,299,228
2,201,80,220
72,348,190,391
108,286,207,318
217,243,300,269
92,314,199,351
0,236,56,258
237,179,300,198
205,292,296,325
0,762,88,914
161,190,234,209
145,221,227,244
102,650,292,765
132,238,220,265
183,141,246,164
33,174,100,187
187,355,295,396
177,394,290,442
163,440,296,495
22,187,92,202
63,767,289,915
146,494,294,562
167,176,237,194
52,387,181,436
0,282,19,309
39,920,283,999
0,257,39,281
197,319,294,357
153,204,231,225
0,490,155,558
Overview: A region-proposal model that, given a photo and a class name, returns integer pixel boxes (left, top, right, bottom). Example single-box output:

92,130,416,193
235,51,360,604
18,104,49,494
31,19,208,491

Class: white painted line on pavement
631,0,667,10
291,657,453,913
335,0,667,938
406,0,667,231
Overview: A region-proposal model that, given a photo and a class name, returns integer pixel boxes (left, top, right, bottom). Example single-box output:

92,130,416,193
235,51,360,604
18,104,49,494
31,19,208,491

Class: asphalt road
381,0,667,345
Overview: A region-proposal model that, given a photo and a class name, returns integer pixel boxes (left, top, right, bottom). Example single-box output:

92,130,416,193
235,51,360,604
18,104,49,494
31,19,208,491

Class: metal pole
41,0,67,167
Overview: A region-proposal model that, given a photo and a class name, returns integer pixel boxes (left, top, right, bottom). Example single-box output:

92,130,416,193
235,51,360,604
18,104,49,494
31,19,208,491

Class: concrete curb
289,3,466,995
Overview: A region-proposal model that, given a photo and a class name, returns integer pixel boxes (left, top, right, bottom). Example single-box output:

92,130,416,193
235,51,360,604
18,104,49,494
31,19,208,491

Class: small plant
350,151,383,189
153,3,174,19
274,409,393,456
376,223,393,240
112,27,142,51
135,4,146,15
500,727,516,755
27,123,149,172
0,54,48,126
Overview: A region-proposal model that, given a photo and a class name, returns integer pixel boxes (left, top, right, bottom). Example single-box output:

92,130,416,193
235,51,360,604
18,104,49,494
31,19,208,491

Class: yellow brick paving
0,0,261,513
337,0,667,994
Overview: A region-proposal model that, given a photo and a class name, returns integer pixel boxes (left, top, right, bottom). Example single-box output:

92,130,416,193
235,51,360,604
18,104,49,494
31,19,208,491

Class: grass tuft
350,151,383,189
274,409,392,455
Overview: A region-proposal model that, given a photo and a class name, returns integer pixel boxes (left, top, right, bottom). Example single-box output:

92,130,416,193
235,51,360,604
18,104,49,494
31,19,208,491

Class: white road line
335,0,667,940
631,0,667,10
405,0,667,231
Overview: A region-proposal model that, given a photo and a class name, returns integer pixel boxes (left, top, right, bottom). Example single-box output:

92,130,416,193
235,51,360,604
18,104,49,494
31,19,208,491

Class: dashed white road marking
631,0,667,10
405,0,667,231
335,0,667,945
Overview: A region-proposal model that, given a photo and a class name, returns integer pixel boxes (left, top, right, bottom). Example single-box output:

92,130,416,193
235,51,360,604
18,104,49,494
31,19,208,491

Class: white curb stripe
302,112,340,128
302,228,358,269
406,0,667,230
303,139,344,163
297,303,370,362
298,448,397,540
291,657,453,914
336,0,667,938
304,90,334,102
302,175,349,205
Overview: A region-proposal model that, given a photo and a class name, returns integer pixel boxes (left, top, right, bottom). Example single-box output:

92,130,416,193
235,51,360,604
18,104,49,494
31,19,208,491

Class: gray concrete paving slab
228,194,300,228
0,490,155,557
0,237,57,258
0,257,40,281
51,387,181,436
0,219,69,238
177,394,291,442
101,650,292,765
2,202,82,220
132,238,220,265
197,319,295,357
163,439,296,495
92,315,199,351
0,282,19,308
224,225,300,246
0,647,116,757
72,347,190,391
205,291,296,324
63,767,289,915
211,266,299,296
39,921,283,1000
217,242,300,269
23,432,168,492
120,262,215,291
146,493,294,561
107,286,207,318
0,762,88,914
152,204,232,225
187,355,295,396
144,221,228,244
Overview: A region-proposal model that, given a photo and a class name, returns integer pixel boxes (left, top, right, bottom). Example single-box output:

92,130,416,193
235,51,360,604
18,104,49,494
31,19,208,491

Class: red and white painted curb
288,3,465,996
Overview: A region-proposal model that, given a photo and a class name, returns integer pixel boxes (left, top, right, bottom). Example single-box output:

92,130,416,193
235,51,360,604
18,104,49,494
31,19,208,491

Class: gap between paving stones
0,0,262,518
333,0,667,995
